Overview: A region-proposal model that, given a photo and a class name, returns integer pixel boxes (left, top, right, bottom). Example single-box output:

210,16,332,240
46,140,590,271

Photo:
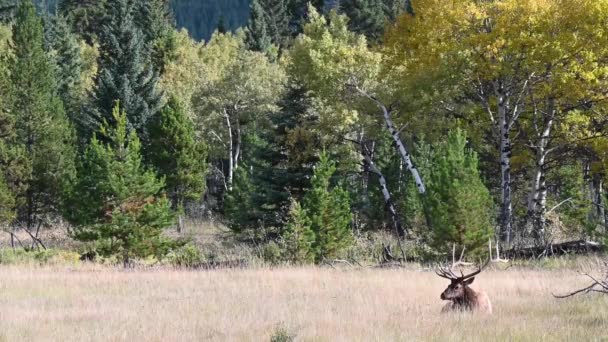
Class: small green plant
269,323,295,342
262,241,282,265
166,244,204,268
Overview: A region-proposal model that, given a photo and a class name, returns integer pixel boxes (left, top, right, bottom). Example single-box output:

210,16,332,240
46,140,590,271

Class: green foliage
339,0,404,42
9,0,75,228
58,0,105,43
281,200,315,264
43,12,83,123
65,104,175,266
422,129,493,256
224,161,262,234
166,243,204,268
303,151,353,262
0,248,80,265
87,0,162,142
147,97,207,210
269,323,296,342
246,0,271,53
135,0,176,74
0,0,17,23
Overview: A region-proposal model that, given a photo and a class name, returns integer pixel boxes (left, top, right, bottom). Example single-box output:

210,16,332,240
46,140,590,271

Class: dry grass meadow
0,261,607,342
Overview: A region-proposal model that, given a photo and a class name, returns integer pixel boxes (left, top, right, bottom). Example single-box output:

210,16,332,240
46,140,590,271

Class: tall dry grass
0,263,607,341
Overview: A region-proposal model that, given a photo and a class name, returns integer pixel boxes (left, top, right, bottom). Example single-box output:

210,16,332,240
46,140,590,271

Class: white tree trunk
363,152,406,237
498,93,513,243
223,109,234,191
355,87,426,194
527,101,555,241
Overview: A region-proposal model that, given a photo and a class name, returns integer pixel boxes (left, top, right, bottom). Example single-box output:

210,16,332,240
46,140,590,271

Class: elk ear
463,277,475,285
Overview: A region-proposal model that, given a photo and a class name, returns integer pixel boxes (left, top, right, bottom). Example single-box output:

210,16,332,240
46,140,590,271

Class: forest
3,0,608,340
0,0,607,266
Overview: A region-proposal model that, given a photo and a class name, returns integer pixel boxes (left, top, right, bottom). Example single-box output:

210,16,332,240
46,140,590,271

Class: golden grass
0,264,607,341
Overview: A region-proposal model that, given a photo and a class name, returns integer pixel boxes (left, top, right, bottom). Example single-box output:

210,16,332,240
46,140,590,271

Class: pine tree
303,151,352,261
147,97,207,231
0,41,16,228
9,0,75,232
423,129,493,257
261,0,290,48
246,0,272,52
87,0,162,143
135,0,176,74
288,0,324,36
216,15,227,34
339,0,405,41
43,13,83,124
58,0,105,43
282,199,315,264
66,104,175,266
0,0,17,23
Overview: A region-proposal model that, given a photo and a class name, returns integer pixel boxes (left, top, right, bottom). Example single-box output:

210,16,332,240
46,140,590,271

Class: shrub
262,241,282,265
269,323,295,342
166,244,204,268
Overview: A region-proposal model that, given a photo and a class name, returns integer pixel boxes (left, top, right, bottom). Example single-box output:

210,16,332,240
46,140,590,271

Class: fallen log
505,240,603,259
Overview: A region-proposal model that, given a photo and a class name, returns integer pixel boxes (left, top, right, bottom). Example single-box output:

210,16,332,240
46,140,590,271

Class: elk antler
436,258,490,281
461,258,490,281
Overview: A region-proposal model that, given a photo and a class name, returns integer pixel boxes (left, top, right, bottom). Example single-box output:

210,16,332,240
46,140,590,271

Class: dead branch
553,262,608,298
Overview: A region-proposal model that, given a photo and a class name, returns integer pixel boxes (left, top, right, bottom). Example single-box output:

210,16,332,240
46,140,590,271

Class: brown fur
440,278,492,314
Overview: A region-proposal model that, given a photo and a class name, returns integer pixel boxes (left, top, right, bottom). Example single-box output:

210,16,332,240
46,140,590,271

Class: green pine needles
66,103,175,266
282,151,352,263
423,129,493,257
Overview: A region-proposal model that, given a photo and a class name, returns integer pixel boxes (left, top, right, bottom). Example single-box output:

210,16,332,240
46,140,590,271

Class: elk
436,260,492,314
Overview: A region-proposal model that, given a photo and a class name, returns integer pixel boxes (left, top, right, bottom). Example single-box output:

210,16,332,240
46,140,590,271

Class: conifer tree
9,0,75,232
0,0,17,23
135,0,176,74
339,0,405,41
43,13,83,124
303,151,352,261
147,97,207,231
87,0,162,142
246,0,272,52
262,0,290,48
282,199,315,263
423,130,493,256
66,104,175,266
0,32,16,228
58,0,105,43
288,0,324,35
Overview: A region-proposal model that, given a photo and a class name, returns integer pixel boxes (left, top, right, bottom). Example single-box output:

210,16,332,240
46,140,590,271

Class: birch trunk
355,87,425,194
363,153,406,237
223,109,234,191
498,93,513,243
528,100,555,242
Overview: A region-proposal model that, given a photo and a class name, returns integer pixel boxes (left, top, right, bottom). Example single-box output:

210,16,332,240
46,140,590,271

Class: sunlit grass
0,263,606,341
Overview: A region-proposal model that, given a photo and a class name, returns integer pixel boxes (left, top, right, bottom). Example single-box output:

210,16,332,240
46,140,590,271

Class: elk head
436,259,489,301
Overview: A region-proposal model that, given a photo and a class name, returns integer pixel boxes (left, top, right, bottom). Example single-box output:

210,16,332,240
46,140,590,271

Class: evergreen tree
135,0,176,74
281,199,315,263
339,0,405,41
0,0,17,23
288,0,324,36
43,13,83,124
303,151,352,261
216,15,227,34
65,104,175,266
262,0,290,48
246,0,271,52
147,97,207,230
0,34,17,228
58,0,105,43
9,0,75,231
422,129,493,257
87,0,162,143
